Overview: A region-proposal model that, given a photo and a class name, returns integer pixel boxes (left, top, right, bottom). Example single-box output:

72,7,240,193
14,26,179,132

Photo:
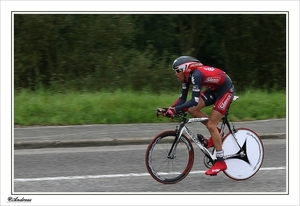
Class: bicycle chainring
203,155,214,168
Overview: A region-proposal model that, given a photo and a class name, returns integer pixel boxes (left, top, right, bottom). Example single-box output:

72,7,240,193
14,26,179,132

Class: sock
216,150,224,161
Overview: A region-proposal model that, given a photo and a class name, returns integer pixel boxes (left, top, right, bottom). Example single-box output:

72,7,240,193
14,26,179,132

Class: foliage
14,14,286,92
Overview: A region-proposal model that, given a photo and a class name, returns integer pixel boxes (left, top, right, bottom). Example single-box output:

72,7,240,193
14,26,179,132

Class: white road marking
14,167,286,182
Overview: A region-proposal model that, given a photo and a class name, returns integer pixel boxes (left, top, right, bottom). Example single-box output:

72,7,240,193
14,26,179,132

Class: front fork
167,125,185,159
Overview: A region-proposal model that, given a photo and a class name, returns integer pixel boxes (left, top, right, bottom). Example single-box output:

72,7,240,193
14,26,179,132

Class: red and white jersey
192,65,227,90
171,64,233,114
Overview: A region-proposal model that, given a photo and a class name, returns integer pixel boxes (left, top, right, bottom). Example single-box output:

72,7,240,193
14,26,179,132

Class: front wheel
222,128,264,180
145,130,194,184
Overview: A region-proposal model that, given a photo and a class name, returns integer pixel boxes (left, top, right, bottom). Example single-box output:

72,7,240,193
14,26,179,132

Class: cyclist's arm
170,81,190,107
174,72,202,112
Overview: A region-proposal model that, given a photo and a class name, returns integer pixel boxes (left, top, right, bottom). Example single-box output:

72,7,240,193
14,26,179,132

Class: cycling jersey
171,66,234,115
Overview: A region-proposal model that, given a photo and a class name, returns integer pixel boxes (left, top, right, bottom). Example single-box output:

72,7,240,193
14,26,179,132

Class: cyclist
162,56,234,176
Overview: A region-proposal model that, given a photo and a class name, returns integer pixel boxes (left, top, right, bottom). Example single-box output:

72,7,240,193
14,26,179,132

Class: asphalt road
14,139,286,194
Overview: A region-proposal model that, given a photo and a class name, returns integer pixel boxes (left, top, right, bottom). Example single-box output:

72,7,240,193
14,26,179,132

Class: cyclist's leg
206,110,223,151
204,103,230,176
211,89,234,150
188,90,221,148
205,83,234,175
187,98,207,124
204,108,228,175
188,90,215,125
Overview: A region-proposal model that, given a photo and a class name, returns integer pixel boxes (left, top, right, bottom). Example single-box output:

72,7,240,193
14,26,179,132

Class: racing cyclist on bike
161,56,234,176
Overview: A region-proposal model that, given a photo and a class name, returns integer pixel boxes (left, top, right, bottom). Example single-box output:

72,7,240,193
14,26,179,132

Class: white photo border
1,1,299,206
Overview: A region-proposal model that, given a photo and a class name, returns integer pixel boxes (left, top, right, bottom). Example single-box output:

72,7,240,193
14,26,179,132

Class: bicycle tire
145,130,194,184
222,128,264,180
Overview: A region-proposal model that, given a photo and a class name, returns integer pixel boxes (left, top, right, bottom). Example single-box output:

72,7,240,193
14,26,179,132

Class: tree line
14,13,286,93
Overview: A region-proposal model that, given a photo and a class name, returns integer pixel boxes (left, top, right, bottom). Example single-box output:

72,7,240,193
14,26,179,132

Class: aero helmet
172,56,201,76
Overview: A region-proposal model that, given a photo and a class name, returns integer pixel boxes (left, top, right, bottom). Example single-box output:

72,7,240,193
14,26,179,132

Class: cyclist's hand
166,107,176,118
156,108,168,117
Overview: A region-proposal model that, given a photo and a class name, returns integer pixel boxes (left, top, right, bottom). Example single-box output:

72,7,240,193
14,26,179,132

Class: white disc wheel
222,128,264,180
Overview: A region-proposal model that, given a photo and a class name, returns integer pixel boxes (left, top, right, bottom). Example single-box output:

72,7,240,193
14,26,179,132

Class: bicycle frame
167,116,214,163
168,104,244,165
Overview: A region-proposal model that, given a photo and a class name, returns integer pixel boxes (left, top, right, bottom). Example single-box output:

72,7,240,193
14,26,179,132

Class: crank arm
223,153,245,160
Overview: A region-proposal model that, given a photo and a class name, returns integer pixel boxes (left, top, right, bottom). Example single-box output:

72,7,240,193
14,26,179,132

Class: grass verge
14,89,286,126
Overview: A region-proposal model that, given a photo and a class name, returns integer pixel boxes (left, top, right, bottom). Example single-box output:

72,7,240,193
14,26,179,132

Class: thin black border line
11,11,289,13
11,11,289,196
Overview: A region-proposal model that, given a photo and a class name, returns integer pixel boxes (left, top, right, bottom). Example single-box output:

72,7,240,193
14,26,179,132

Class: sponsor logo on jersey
192,85,200,92
182,83,187,89
204,77,221,84
218,93,233,111
203,67,215,71
191,75,195,84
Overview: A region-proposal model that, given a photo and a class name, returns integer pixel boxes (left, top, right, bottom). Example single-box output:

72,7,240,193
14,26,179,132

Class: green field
14,89,286,126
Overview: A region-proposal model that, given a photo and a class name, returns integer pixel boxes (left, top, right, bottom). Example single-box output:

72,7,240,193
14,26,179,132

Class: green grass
14,89,286,126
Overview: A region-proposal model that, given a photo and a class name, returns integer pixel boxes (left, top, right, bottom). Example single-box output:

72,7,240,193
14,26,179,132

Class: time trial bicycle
145,96,264,184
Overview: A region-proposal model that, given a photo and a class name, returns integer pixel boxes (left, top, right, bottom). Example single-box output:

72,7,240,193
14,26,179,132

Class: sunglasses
173,64,186,73
174,68,183,73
